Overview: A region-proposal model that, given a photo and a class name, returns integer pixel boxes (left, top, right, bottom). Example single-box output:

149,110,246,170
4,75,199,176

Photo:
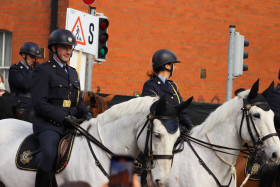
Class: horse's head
81,91,112,117
238,79,280,165
136,96,193,186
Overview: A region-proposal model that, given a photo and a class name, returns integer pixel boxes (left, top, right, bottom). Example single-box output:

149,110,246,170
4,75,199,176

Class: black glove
84,112,94,121
63,115,79,128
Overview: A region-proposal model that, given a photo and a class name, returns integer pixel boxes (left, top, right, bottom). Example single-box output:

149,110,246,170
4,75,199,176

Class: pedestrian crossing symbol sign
71,16,86,46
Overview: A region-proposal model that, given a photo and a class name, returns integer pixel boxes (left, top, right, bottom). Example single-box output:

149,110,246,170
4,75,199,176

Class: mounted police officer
141,49,193,130
8,42,41,122
31,29,93,187
268,69,280,132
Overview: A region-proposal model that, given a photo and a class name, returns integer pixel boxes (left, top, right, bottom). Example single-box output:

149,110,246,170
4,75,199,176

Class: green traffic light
99,49,106,57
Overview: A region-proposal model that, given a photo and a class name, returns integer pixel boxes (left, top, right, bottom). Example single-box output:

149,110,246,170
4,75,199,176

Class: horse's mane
95,96,158,125
190,90,250,137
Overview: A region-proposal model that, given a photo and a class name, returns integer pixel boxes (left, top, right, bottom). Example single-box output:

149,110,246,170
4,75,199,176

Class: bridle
239,99,278,154
134,113,179,186
175,98,278,187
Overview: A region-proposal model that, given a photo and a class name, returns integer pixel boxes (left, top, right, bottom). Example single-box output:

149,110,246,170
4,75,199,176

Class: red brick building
1,0,279,103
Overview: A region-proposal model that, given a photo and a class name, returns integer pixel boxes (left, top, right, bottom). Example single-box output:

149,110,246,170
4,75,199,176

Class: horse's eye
253,113,260,119
154,132,161,139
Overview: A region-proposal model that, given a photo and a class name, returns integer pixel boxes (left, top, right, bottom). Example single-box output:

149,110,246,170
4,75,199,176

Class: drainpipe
49,0,58,60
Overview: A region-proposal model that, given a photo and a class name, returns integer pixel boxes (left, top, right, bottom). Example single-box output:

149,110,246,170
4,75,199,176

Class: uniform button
171,97,174,99
158,81,161,84
59,85,62,87
69,84,72,86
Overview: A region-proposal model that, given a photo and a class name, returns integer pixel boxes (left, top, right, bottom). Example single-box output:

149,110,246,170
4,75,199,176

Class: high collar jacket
141,76,183,105
8,61,33,109
31,59,90,135
141,76,192,127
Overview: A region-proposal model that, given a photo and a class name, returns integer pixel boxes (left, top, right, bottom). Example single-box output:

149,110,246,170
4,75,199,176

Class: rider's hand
63,115,79,128
84,112,94,121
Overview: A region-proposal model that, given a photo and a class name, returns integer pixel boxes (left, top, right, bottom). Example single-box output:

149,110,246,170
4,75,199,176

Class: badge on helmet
48,29,77,51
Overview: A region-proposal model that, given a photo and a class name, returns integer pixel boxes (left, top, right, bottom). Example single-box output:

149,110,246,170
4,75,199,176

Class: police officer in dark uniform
8,42,41,122
31,29,93,187
141,49,193,129
267,69,280,132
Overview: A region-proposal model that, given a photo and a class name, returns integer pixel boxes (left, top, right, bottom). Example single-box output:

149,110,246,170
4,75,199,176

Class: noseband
239,99,278,154
134,113,178,186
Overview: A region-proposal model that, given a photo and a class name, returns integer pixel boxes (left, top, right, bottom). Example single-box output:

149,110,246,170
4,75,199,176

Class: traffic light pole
85,6,96,91
226,26,235,101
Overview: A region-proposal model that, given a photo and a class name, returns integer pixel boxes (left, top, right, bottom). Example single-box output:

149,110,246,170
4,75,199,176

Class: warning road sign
66,8,99,55
71,16,86,45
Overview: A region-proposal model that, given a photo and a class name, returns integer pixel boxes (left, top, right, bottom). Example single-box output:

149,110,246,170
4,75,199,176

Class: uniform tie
63,65,68,74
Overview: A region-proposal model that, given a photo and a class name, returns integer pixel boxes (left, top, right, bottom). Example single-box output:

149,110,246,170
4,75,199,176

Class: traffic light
95,16,109,62
232,32,249,77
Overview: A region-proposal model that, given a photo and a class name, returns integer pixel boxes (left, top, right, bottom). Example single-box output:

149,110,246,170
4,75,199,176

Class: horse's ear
261,81,274,99
104,94,115,103
174,96,193,113
155,96,167,110
248,79,259,100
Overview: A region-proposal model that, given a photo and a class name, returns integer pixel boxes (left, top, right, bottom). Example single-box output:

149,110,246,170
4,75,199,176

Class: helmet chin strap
22,54,33,69
54,46,74,64
163,63,173,78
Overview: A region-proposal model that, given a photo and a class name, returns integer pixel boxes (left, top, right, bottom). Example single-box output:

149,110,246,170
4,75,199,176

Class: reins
74,124,113,179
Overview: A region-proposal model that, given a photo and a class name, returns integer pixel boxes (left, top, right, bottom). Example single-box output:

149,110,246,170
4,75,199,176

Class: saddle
15,132,75,173
245,156,265,180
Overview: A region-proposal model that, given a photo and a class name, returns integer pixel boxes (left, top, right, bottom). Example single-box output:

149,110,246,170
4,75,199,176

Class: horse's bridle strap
152,155,173,159
153,115,179,121
262,133,278,142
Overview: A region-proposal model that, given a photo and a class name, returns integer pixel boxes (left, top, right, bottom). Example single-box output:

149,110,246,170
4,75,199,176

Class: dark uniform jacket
141,76,192,127
267,83,280,132
31,58,90,135
8,61,33,109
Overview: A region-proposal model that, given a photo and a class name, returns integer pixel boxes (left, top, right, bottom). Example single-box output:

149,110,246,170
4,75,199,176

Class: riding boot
35,167,53,187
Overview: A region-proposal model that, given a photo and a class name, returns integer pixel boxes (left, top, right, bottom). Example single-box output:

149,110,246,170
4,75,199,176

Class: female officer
141,49,193,130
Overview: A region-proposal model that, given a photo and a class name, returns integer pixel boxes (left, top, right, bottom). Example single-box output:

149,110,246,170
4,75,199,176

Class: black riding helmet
48,29,77,63
19,42,41,58
152,49,180,77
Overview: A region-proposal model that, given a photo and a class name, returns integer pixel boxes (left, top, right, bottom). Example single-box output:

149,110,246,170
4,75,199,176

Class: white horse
0,96,192,187
169,80,280,187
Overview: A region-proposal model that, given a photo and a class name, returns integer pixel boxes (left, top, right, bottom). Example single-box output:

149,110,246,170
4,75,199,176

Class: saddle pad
16,133,75,173
245,156,264,180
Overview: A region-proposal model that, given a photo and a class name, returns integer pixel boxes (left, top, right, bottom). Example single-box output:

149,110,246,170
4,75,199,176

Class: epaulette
41,61,51,66
68,66,76,70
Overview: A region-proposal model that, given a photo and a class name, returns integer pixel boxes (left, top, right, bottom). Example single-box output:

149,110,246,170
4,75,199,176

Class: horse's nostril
272,152,278,159
155,179,160,185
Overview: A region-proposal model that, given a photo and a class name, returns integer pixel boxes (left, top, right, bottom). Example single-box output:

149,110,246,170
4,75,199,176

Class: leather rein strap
74,125,113,179
186,139,232,187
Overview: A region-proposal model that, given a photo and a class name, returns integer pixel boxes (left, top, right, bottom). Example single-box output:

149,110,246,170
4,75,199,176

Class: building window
0,30,12,91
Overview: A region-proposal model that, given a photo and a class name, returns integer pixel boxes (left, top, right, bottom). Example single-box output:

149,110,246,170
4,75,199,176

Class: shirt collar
53,57,65,68
158,74,166,84
20,61,29,70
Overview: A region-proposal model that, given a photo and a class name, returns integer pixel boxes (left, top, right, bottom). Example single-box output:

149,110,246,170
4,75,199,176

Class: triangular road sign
71,16,86,45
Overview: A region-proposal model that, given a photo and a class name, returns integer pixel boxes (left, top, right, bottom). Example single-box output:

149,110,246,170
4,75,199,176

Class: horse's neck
94,113,144,157
197,119,244,175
